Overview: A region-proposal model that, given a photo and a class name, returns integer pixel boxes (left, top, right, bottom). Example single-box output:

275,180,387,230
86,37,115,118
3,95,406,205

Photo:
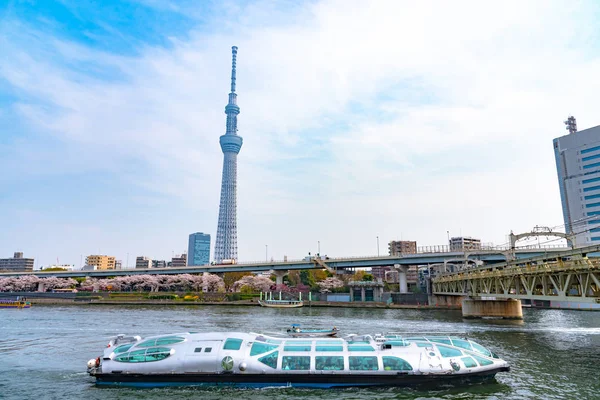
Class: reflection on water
0,305,598,399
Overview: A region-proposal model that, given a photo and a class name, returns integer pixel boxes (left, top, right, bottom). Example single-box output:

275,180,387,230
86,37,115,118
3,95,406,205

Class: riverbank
24,297,450,309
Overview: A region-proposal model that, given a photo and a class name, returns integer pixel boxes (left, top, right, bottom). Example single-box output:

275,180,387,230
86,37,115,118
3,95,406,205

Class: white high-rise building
553,117,600,246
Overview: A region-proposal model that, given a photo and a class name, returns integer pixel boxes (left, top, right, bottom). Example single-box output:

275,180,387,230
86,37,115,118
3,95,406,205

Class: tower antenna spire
230,46,237,93
215,46,243,263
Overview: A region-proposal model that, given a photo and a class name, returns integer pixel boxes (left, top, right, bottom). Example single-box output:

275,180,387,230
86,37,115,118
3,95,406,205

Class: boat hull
94,367,508,388
0,302,31,309
258,300,303,308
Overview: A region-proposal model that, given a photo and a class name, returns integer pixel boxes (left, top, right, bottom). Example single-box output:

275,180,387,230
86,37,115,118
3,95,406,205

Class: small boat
87,331,510,388
0,299,31,309
287,324,339,337
258,299,303,308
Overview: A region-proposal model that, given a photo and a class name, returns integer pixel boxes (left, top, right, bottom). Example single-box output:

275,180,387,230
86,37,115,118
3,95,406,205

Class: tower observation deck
214,46,243,263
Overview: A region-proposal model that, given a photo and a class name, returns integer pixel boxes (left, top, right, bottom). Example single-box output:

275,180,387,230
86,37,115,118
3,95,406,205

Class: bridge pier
430,294,464,307
462,298,523,319
393,264,410,293
270,270,288,286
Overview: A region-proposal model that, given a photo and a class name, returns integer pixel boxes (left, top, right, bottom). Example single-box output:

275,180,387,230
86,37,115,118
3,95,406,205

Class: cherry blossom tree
202,273,224,292
316,277,345,293
232,275,274,292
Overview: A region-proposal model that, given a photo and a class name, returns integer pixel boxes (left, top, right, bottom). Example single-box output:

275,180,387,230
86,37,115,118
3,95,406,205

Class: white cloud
1,0,598,264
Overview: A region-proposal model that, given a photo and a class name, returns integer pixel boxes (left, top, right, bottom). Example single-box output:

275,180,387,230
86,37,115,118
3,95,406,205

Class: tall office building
188,232,211,266
215,46,243,263
554,117,600,246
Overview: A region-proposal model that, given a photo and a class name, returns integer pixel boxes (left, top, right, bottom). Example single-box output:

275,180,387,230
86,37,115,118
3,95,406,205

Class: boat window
145,347,171,362
315,356,344,370
285,340,312,345
469,341,493,357
461,356,477,368
349,356,378,371
383,340,409,347
471,354,494,366
437,345,463,358
250,342,279,356
348,340,371,345
316,340,343,345
282,356,310,370
205,347,212,353
382,356,413,371
284,345,312,352
348,345,375,352
114,347,172,363
194,347,202,353
258,351,278,369
451,338,473,352
223,338,243,350
120,349,147,363
316,345,343,352
113,344,133,354
428,337,452,345
137,336,185,348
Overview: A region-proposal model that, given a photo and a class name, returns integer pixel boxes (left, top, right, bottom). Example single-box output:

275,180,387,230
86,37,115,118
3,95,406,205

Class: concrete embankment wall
430,295,465,307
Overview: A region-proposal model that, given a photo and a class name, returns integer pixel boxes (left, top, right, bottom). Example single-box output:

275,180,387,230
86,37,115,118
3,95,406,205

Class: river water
1,305,599,400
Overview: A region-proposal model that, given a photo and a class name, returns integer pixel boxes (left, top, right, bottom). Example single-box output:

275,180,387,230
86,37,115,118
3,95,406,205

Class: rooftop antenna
230,46,237,93
564,115,577,134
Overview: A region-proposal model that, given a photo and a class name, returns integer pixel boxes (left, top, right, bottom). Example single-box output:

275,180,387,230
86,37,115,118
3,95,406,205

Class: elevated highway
0,246,570,279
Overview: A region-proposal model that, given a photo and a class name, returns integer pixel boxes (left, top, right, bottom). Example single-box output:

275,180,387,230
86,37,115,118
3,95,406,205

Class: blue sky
2,0,600,268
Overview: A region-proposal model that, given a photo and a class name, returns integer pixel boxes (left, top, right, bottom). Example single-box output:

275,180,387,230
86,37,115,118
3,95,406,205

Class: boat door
184,340,221,372
418,346,447,374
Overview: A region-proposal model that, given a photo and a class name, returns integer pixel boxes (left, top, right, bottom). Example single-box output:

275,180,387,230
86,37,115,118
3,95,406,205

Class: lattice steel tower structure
214,46,243,263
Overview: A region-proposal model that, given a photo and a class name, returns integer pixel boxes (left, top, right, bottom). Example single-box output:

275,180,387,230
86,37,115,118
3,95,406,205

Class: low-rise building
135,256,152,269
388,240,417,256
0,252,34,272
153,260,167,268
43,264,75,270
171,254,187,268
449,237,481,251
85,255,116,270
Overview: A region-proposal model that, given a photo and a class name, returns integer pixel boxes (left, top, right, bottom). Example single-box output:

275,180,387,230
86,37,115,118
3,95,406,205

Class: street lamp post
265,245,268,262
318,241,320,255
377,236,380,257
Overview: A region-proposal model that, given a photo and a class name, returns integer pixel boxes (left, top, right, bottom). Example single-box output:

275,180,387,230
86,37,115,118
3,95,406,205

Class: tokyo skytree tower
214,46,243,263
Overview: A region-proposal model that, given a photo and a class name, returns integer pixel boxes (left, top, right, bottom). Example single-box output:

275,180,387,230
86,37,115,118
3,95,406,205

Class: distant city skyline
2,1,599,267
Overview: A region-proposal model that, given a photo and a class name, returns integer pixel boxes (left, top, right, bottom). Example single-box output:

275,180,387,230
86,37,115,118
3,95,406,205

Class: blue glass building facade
554,123,600,245
188,233,211,266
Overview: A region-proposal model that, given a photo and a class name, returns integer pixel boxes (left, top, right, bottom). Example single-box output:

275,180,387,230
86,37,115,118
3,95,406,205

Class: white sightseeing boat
258,299,303,308
87,331,509,388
